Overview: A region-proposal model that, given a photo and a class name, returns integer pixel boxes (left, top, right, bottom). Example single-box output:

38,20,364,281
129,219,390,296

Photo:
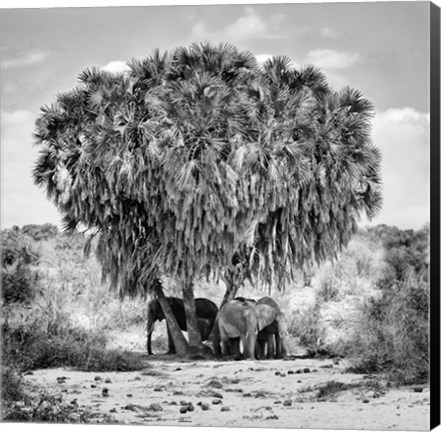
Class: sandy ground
22,356,430,430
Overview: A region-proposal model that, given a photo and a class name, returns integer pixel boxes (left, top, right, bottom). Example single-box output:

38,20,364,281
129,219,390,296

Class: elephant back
195,298,219,319
258,296,281,312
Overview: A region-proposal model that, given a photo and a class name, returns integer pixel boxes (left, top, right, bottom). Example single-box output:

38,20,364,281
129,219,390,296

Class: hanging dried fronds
32,42,382,296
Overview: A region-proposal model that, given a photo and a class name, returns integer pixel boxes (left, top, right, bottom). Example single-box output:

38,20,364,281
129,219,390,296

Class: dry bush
346,269,429,384
287,303,326,353
2,229,146,374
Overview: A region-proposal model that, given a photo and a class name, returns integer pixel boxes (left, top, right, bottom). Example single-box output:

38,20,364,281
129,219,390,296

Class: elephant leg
242,333,256,360
166,324,177,354
255,338,263,359
220,339,229,357
229,337,241,359
267,334,276,359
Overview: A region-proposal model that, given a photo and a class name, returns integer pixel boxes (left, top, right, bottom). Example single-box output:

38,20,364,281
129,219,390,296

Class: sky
0,0,433,230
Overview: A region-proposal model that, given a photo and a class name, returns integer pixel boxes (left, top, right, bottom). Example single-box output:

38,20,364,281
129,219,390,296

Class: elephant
146,297,218,355
256,296,288,359
218,298,280,359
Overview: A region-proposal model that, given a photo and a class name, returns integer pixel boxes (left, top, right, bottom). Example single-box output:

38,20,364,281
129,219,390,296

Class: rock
180,400,189,406
287,370,294,375
94,376,102,381
170,401,177,405
280,373,286,377
176,367,182,371
149,403,163,412
180,406,188,414
243,393,252,397
207,380,223,389
105,378,112,383
363,399,370,403
296,370,302,374
123,404,137,411
297,380,302,383
283,400,292,406
126,394,133,398
200,403,209,411
230,378,240,384
187,404,195,412
134,376,141,381
413,386,424,393
91,384,97,388
212,399,222,405
102,388,109,396
319,364,333,369
303,368,311,373
154,387,163,392
274,400,281,404
221,406,230,412
266,415,279,420
275,371,281,376
24,371,34,376
110,408,117,413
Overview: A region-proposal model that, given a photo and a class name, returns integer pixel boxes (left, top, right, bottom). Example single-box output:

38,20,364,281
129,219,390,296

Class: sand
22,356,430,430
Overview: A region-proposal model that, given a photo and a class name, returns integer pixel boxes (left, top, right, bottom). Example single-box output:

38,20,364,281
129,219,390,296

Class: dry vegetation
1,223,429,423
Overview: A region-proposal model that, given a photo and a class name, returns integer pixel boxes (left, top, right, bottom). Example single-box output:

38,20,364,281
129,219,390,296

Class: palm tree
33,43,382,356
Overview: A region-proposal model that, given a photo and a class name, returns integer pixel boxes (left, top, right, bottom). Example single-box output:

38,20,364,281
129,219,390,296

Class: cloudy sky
1,1,431,230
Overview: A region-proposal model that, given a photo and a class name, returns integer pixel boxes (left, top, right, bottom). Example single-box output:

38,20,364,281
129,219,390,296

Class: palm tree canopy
33,42,382,297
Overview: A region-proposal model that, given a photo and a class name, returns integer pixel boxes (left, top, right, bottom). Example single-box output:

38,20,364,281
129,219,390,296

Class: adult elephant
218,298,280,359
256,296,288,359
146,297,218,355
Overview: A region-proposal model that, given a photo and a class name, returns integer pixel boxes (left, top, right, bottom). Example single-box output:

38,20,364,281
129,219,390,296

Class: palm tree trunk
182,278,202,348
156,287,189,356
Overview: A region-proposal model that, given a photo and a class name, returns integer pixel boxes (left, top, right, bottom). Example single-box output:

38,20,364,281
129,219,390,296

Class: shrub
347,269,429,384
1,227,40,305
2,310,144,372
2,391,95,423
1,367,25,403
21,224,58,242
287,303,326,352
2,262,38,304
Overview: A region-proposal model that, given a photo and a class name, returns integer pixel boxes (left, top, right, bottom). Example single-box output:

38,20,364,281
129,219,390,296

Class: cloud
255,54,274,67
320,28,340,38
1,47,49,69
100,60,130,74
304,49,359,70
369,107,429,229
0,108,61,228
191,7,284,41
255,53,298,70
2,109,34,128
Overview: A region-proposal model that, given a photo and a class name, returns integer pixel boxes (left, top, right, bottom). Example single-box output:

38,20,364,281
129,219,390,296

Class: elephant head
218,299,279,359
146,297,186,355
256,296,288,359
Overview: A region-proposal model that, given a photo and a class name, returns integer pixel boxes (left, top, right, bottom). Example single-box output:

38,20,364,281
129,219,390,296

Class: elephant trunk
276,314,289,358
